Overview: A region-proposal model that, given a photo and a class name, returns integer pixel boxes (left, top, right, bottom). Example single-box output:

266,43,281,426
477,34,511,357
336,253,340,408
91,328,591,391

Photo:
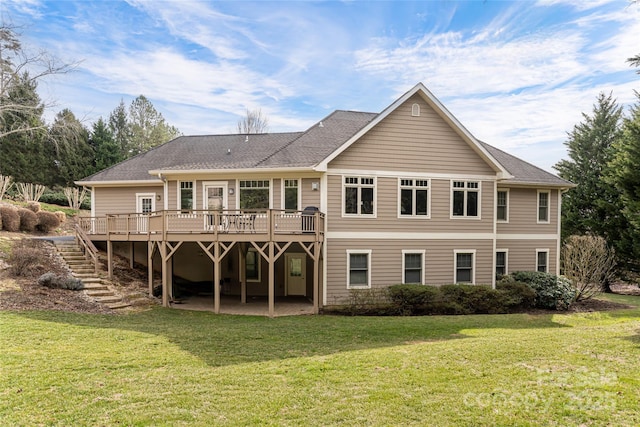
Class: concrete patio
169,295,315,317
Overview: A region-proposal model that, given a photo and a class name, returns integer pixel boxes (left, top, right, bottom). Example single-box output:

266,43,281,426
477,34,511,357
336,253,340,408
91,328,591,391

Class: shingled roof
77,107,570,188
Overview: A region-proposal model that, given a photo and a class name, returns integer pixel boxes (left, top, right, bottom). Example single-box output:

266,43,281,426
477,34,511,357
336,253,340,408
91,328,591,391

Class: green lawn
1,295,639,426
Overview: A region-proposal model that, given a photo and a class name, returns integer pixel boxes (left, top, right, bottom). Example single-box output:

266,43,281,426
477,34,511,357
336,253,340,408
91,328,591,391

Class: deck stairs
54,240,131,310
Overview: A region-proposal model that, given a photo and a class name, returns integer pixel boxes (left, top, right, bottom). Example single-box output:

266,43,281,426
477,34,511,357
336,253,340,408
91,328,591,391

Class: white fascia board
315,82,510,178
148,166,314,176
497,180,576,190
74,179,163,187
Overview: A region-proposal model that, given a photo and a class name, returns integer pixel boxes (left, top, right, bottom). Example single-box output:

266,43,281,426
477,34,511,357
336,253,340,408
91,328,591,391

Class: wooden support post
107,240,113,279
313,241,320,314
129,242,135,268
213,242,221,314
268,241,275,317
160,243,169,307
148,241,154,297
240,246,246,304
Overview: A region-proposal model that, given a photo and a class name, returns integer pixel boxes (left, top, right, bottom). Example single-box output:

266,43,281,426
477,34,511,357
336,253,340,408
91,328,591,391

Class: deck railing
77,209,325,240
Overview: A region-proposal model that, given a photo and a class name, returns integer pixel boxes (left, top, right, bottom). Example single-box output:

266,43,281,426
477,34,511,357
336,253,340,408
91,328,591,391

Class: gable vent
411,103,420,117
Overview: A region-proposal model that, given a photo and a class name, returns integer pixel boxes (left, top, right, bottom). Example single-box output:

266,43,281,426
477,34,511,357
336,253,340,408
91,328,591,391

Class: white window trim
495,249,508,278
246,248,262,282
397,178,431,219
450,180,482,220
496,189,509,223
136,192,156,214
341,176,377,218
537,190,550,224
177,181,196,213
236,179,273,210
281,178,301,211
202,181,228,210
346,249,372,289
454,249,476,284
536,249,549,273
401,249,425,285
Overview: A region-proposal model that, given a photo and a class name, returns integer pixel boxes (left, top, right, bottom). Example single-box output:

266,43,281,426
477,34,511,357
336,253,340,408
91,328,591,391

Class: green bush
0,206,20,232
37,272,84,290
36,211,61,233
388,284,440,315
17,208,38,232
495,280,536,310
507,271,576,310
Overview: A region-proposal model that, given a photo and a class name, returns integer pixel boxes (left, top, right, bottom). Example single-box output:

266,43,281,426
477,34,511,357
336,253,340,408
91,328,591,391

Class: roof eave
74,179,164,187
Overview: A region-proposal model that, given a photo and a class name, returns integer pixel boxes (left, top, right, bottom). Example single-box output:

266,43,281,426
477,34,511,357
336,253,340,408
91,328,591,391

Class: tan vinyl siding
497,187,558,234
328,94,495,175
94,186,162,217
496,239,558,274
301,178,321,209
272,179,281,209
326,175,494,233
325,238,494,304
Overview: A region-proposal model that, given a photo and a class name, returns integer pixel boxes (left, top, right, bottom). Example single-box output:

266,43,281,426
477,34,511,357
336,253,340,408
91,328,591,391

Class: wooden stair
54,241,131,310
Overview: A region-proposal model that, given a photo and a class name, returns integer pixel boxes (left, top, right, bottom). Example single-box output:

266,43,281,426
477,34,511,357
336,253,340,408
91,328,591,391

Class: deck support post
129,242,135,268
268,241,275,317
147,241,155,297
107,240,113,279
239,245,246,304
213,242,221,314
313,241,320,314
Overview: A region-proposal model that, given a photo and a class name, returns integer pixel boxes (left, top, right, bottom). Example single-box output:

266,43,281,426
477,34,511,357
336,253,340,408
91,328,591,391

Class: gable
327,94,496,175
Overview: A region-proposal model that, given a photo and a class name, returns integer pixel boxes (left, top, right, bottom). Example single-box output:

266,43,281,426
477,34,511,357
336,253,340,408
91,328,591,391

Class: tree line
0,25,180,188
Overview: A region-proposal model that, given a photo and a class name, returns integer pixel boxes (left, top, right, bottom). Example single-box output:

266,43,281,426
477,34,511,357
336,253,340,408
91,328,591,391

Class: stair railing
75,223,100,274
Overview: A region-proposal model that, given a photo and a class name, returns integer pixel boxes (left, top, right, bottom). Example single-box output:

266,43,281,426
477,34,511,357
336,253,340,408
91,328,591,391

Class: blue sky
2,0,639,172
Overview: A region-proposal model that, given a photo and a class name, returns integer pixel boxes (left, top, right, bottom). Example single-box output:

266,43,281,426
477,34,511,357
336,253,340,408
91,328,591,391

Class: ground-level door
136,193,155,232
285,253,306,296
203,182,228,231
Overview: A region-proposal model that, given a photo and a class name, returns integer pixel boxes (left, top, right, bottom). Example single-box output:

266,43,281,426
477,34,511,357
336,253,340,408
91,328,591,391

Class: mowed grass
1,295,639,426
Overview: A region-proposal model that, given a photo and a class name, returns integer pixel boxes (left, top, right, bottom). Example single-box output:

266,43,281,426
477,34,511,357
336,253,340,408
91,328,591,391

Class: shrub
495,280,536,311
25,201,41,213
40,187,90,210
0,205,20,232
37,272,84,290
7,240,47,277
36,211,61,233
562,235,616,301
388,284,440,315
508,271,576,310
53,211,67,223
17,208,38,232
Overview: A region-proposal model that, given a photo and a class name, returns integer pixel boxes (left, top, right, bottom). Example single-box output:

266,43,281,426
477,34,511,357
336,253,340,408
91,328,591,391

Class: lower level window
347,250,371,288
536,250,549,273
455,251,475,283
403,250,424,284
496,251,507,279
246,248,261,282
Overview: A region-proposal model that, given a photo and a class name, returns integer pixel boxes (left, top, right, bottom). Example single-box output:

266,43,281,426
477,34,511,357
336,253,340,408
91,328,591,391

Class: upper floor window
538,191,550,223
536,249,549,273
239,180,270,209
497,190,508,221
400,179,429,217
344,176,375,216
347,250,372,289
179,181,194,213
455,251,475,284
452,181,479,218
283,179,299,211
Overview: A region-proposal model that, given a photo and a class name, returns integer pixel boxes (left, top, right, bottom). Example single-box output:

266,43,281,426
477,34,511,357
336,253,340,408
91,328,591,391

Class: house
76,83,573,316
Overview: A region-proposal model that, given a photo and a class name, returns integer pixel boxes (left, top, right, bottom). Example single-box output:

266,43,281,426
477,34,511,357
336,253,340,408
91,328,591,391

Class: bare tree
0,23,78,139
236,108,269,134
562,235,616,301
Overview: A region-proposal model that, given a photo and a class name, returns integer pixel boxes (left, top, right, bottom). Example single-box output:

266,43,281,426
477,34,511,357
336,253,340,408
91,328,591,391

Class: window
452,181,479,218
179,181,194,213
344,177,375,216
497,190,508,221
496,251,507,279
283,179,299,211
400,179,429,217
402,250,425,284
538,191,550,223
246,248,261,282
347,250,371,288
455,251,475,284
239,180,270,209
536,249,548,273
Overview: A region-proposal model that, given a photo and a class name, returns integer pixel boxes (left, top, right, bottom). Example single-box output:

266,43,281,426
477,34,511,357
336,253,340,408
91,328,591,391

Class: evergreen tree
0,72,49,184
90,118,122,172
128,95,180,156
48,109,93,186
607,92,640,267
554,93,632,271
108,99,130,158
